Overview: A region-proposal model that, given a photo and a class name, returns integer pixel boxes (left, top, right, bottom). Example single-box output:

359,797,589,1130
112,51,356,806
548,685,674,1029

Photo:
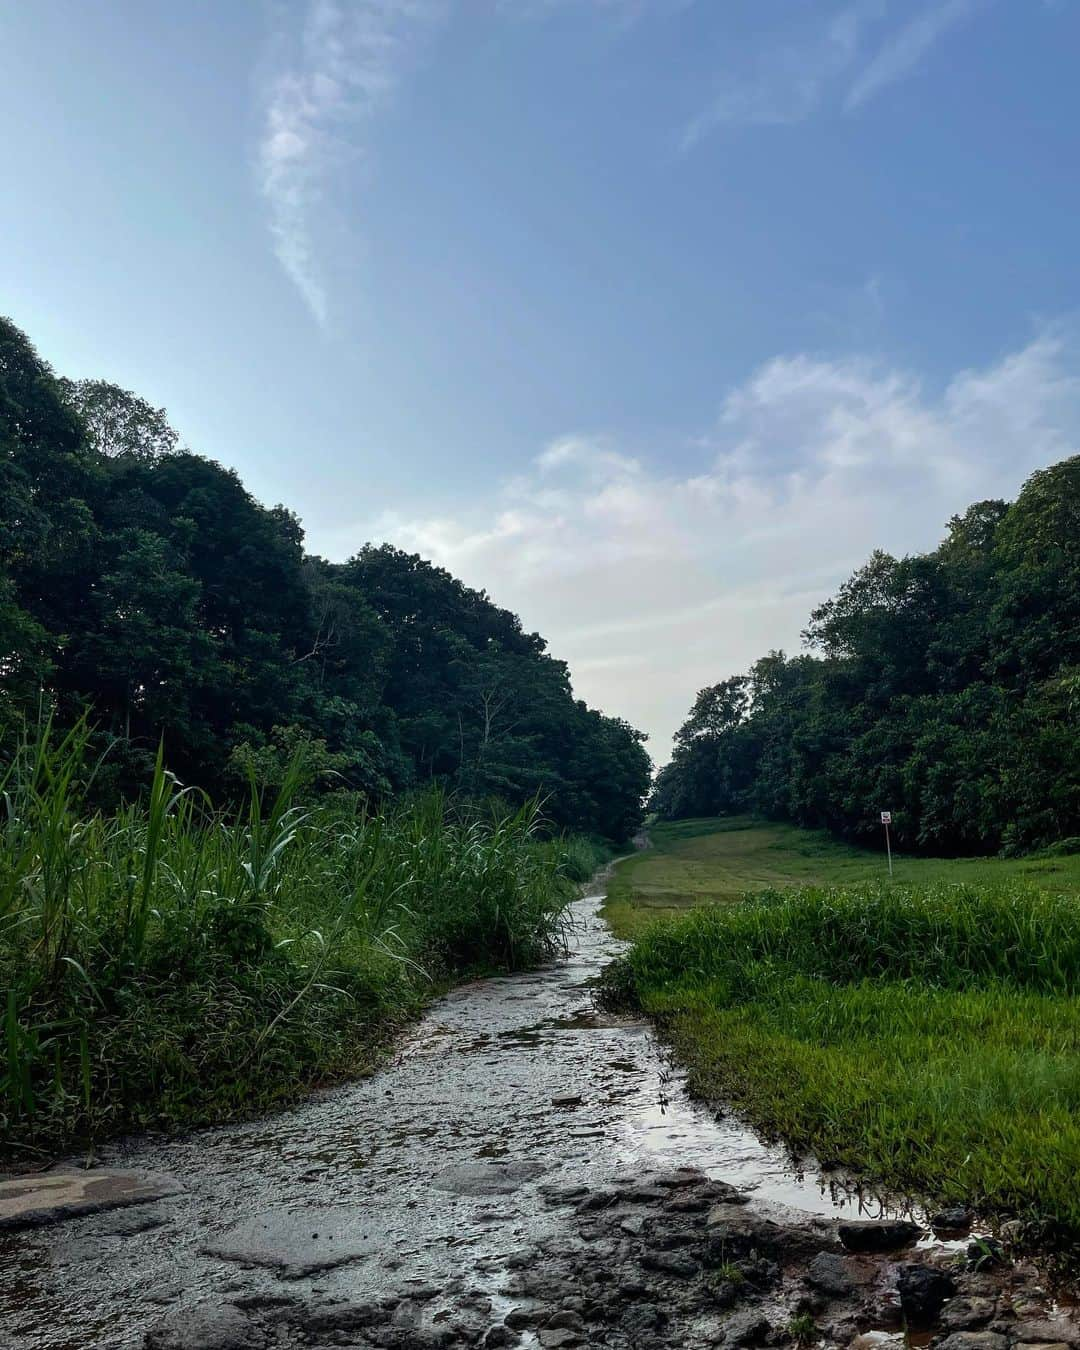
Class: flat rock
1012,1323,1080,1347
0,1168,183,1231
201,1213,376,1280
708,1204,839,1263
837,1219,923,1253
433,1161,546,1196
933,1335,1008,1350
144,1303,262,1350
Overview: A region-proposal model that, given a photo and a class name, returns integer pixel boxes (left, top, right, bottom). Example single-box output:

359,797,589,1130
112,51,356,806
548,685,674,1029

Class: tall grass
0,722,581,1156
608,882,1080,1239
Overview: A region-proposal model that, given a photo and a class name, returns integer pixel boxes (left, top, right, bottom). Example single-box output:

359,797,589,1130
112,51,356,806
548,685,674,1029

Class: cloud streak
846,0,979,110
257,0,444,324
335,326,1080,763
682,0,986,147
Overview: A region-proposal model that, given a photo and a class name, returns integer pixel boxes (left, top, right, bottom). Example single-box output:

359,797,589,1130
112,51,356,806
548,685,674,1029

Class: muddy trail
1,880,1073,1350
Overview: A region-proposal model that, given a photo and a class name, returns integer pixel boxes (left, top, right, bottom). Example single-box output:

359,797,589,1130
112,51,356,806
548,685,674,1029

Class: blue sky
4,0,1079,761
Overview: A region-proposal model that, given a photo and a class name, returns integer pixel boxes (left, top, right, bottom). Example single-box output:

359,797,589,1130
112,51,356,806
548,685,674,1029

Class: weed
0,722,580,1156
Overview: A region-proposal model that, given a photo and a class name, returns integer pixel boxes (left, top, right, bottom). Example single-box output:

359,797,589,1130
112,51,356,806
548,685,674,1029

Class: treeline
0,317,650,841
652,457,1080,855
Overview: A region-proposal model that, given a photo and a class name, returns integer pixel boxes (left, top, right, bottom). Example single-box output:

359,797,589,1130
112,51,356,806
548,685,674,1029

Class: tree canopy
651,459,1080,855
0,317,650,840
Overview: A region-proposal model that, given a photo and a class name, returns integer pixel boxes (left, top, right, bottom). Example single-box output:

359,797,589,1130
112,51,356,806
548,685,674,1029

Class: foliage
651,460,1080,854
0,721,583,1155
0,316,650,841
608,879,1080,1238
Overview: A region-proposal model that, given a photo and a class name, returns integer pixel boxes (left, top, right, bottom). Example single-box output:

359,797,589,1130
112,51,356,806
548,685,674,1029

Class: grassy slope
605,818,1080,1236
604,815,1080,937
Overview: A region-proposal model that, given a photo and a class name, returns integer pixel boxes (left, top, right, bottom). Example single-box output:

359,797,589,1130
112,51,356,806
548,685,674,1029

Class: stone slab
0,1168,183,1231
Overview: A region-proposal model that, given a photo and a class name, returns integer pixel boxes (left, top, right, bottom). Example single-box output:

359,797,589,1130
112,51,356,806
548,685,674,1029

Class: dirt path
0,879,1070,1350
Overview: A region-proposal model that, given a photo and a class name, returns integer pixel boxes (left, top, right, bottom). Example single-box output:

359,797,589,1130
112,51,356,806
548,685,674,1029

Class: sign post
880,811,893,878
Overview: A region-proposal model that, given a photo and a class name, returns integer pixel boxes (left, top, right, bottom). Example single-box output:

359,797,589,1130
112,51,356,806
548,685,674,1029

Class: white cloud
256,0,445,324
845,0,979,111
327,327,1080,765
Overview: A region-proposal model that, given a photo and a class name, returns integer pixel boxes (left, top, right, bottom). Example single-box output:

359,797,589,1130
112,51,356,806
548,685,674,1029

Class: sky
3,0,1079,765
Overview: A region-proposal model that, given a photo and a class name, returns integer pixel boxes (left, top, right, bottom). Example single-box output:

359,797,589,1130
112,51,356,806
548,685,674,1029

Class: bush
0,721,577,1155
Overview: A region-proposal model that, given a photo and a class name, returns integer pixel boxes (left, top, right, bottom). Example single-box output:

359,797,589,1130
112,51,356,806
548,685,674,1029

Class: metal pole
884,821,893,878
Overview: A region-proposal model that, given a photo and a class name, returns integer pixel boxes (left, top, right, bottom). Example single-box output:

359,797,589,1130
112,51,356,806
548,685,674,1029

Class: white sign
880,811,892,825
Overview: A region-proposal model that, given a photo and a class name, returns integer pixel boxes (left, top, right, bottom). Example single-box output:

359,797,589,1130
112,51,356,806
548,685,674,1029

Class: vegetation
651,459,1080,855
606,820,1080,1235
606,824,1080,1238
0,316,650,840
604,816,1080,936
0,721,606,1157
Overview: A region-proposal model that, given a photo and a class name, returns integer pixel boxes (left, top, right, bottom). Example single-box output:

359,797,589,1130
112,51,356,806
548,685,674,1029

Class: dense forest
0,317,650,841
652,457,1080,855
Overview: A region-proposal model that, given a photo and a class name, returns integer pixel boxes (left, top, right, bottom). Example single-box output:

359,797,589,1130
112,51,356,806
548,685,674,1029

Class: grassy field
603,815,1080,936
604,817,1080,1239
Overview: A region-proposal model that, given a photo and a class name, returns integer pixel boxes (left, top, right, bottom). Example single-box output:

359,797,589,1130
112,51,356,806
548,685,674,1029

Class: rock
619,1281,649,1298
0,1168,183,1231
543,1312,584,1332
941,1298,997,1331
551,1095,582,1107
722,1308,770,1346
432,1162,546,1196
708,1206,839,1263
539,1184,589,1206
897,1264,955,1324
95,1205,174,1237
837,1220,923,1253
483,1328,520,1348
931,1208,973,1233
806,1252,856,1298
575,1190,615,1213
202,1229,373,1281
1012,1323,1080,1347
653,1169,709,1189
701,1181,753,1205
504,1310,542,1331
618,1184,670,1205
537,1331,581,1349
933,1335,1008,1350
640,1250,700,1278
144,1304,262,1350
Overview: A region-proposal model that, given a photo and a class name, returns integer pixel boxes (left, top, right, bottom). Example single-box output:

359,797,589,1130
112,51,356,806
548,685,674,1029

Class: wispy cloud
337,325,1080,761
682,0,988,148
257,0,444,324
681,1,879,150
846,0,979,110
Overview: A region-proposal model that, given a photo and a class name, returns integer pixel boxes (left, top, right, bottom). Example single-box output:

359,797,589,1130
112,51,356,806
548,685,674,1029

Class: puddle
0,885,970,1348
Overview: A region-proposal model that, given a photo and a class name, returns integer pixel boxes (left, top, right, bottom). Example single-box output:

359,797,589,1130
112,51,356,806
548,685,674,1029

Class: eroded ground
1,886,1074,1350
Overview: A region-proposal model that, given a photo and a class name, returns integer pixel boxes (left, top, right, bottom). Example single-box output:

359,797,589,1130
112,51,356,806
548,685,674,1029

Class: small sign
880,811,892,825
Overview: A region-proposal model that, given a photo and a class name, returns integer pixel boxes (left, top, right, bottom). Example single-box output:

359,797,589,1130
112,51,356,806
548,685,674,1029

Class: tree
58,379,179,460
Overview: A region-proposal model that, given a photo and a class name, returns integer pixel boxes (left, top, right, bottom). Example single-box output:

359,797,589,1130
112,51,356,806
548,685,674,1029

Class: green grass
604,815,1080,936
603,819,1080,1239
0,719,593,1158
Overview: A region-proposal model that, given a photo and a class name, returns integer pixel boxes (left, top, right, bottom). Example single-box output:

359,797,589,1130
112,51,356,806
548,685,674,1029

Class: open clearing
604,815,1080,936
